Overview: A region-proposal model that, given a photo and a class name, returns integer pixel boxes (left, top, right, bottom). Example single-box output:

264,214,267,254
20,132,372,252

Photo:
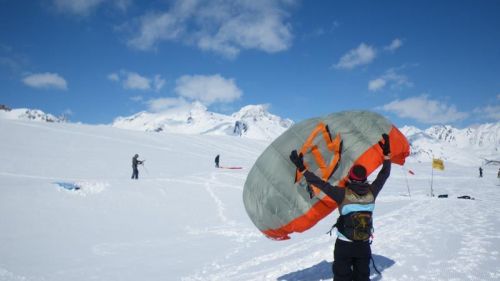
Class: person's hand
289,150,306,172
378,134,390,156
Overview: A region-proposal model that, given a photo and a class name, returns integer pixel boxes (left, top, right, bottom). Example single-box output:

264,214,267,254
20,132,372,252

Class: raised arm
370,159,391,198
371,133,392,198
289,150,345,204
302,170,345,204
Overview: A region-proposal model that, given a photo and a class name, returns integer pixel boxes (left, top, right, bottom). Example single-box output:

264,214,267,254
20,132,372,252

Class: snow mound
57,181,108,196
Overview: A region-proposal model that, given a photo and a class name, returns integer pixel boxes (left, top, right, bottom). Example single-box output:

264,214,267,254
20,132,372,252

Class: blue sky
1,0,499,128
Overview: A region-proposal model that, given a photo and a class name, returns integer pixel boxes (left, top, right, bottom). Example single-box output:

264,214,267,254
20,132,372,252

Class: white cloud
484,105,500,120
334,43,376,70
474,105,500,121
127,0,294,58
22,72,68,90
174,74,242,105
196,9,293,58
53,0,130,16
384,38,403,52
153,75,166,91
124,72,151,90
368,78,386,91
147,97,188,112
127,11,185,51
139,73,243,111
380,95,469,124
368,68,412,92
108,71,165,91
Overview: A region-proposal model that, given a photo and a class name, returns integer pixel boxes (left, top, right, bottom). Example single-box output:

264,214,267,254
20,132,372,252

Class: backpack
335,211,373,241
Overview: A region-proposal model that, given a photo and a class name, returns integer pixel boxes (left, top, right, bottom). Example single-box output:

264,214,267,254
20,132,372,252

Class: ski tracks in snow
204,172,231,224
374,194,500,280
185,185,500,281
184,168,337,281
183,233,334,281
182,170,280,281
189,171,259,241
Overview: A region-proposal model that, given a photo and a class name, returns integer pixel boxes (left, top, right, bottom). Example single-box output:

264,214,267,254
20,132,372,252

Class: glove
378,133,390,156
289,150,306,172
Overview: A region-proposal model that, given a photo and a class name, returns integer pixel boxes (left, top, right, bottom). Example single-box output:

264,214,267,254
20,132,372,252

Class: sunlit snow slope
1,118,500,281
111,103,293,141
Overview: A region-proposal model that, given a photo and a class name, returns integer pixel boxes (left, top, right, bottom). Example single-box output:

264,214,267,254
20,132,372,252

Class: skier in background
479,167,483,178
131,154,144,180
497,168,500,179
215,154,220,168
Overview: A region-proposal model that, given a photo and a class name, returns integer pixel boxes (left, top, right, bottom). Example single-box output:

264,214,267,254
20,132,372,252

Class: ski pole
403,167,411,198
142,161,149,175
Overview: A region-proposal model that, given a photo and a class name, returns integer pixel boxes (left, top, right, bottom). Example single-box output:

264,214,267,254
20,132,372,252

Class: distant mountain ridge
2,105,499,165
0,105,64,123
112,102,294,141
400,123,500,165
112,105,499,164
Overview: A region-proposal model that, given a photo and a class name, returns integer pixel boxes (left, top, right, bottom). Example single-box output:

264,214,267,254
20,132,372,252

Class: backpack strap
326,215,344,236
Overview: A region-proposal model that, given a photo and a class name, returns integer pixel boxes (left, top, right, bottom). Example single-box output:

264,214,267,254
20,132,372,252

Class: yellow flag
432,158,444,171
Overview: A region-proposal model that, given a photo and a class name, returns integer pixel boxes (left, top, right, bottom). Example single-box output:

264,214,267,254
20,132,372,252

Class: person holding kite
290,134,392,281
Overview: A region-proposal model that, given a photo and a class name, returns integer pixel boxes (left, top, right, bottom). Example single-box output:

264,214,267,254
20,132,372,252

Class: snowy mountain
3,104,499,165
425,124,500,149
401,123,500,165
0,105,64,123
113,106,499,165
113,103,499,163
112,102,293,141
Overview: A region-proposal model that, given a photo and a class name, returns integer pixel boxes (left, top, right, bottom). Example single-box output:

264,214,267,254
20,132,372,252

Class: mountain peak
112,102,293,141
403,122,500,165
0,107,64,123
238,104,267,113
189,101,208,113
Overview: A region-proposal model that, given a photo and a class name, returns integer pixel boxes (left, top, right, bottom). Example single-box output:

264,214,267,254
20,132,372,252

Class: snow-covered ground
1,118,499,281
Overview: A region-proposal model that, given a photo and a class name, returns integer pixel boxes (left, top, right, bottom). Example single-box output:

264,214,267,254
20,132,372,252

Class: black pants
333,239,371,281
131,168,139,179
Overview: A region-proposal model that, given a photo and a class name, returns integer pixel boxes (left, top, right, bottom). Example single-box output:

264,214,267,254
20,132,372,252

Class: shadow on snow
277,254,395,281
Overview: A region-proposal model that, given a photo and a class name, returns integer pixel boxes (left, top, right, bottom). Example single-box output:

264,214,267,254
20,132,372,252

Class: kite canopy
243,111,410,240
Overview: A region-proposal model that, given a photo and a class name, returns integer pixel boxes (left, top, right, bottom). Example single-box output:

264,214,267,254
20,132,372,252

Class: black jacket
302,159,391,204
132,157,143,169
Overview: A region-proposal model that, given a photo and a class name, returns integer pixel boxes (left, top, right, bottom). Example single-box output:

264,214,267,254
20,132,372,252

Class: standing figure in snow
497,168,500,179
215,154,220,168
290,134,392,281
479,167,483,178
131,154,144,180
